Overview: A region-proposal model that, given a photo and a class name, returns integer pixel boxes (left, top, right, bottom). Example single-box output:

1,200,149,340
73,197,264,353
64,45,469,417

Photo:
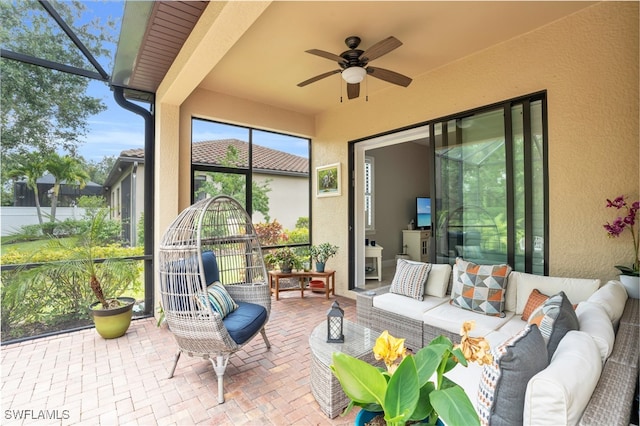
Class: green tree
45,153,89,222
196,145,272,219
0,1,114,157
6,152,47,224
82,155,116,185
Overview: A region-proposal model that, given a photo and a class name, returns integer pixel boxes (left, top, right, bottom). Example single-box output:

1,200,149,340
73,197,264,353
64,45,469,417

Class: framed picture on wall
316,163,341,197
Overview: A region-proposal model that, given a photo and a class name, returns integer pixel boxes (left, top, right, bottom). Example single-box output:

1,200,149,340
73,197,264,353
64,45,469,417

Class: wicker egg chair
158,195,271,403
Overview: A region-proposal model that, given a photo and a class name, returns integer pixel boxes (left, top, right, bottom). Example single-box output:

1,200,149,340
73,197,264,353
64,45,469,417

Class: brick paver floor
1,291,362,425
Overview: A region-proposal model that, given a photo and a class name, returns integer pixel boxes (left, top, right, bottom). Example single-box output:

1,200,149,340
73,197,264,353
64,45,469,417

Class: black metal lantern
326,301,344,343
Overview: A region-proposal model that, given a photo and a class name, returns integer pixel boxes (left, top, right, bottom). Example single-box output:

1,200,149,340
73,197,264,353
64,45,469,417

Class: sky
75,0,146,162
57,0,308,161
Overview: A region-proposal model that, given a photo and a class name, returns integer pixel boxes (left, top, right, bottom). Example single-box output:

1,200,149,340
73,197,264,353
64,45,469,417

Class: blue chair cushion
201,251,220,285
223,302,267,345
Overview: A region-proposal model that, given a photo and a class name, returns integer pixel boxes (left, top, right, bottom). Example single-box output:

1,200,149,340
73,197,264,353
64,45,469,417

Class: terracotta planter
90,297,135,339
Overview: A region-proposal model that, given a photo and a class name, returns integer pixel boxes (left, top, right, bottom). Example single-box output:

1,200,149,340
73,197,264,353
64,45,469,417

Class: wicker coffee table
309,319,381,418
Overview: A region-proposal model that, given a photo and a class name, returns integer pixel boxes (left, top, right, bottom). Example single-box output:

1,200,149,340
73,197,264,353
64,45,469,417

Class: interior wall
368,142,430,261
312,2,638,296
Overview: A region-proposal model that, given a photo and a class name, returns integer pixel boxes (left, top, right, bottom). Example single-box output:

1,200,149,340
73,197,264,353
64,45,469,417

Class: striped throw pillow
527,291,579,361
198,281,239,319
390,259,432,301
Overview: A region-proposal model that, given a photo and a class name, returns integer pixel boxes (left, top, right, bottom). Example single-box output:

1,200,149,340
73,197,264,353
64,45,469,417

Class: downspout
113,86,155,316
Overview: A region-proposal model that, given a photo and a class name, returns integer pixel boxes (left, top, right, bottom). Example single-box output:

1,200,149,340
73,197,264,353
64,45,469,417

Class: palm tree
45,153,89,222
7,152,46,225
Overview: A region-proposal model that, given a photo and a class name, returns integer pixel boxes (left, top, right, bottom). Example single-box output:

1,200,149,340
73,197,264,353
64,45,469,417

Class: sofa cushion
521,289,550,321
424,263,452,298
528,291,579,361
374,293,447,322
575,301,615,363
450,259,512,317
390,259,432,300
524,331,602,426
511,271,600,315
586,280,628,326
478,325,548,426
423,303,514,337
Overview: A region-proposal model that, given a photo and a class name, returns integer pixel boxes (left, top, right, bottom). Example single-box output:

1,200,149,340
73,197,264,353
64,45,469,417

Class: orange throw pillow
521,289,549,321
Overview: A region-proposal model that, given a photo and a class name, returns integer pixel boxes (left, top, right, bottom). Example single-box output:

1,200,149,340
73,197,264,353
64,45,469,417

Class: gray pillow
478,325,549,426
528,291,580,361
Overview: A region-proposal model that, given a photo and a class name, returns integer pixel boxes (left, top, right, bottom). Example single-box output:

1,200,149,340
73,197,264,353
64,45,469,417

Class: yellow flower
454,321,493,365
373,330,407,372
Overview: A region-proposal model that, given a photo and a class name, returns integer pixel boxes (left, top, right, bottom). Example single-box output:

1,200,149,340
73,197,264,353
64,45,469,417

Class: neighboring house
0,174,102,236
104,139,309,244
13,173,103,207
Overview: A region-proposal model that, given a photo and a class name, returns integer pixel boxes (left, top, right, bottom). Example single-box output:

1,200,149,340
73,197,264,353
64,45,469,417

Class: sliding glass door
433,95,547,274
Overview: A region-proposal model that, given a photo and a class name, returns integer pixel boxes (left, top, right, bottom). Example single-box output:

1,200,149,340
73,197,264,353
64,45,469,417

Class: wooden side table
268,270,335,301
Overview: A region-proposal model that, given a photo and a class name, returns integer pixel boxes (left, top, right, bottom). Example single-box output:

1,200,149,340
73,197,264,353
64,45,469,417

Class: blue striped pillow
200,282,238,318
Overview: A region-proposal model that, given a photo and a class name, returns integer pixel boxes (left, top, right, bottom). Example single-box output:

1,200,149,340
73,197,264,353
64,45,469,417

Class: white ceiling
197,1,595,116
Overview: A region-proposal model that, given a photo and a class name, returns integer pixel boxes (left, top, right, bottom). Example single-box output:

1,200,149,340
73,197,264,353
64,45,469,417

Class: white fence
0,206,88,236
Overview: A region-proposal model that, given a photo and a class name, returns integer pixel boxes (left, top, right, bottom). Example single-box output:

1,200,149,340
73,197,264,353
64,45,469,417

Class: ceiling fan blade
305,49,346,64
361,36,402,62
297,69,341,87
347,83,360,99
367,66,412,87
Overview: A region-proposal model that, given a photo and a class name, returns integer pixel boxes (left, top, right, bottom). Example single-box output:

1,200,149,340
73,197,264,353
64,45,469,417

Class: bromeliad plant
604,195,640,276
331,321,492,426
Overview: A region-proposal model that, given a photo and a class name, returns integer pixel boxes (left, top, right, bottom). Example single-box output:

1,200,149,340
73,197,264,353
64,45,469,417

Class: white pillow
511,271,600,315
586,280,628,326
523,331,602,425
575,301,615,363
424,263,451,298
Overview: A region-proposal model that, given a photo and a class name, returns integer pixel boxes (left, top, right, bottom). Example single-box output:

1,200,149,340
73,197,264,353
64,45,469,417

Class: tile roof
119,139,308,174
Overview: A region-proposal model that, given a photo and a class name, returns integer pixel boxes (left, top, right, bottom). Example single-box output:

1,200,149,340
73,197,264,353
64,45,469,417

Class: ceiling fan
297,35,412,100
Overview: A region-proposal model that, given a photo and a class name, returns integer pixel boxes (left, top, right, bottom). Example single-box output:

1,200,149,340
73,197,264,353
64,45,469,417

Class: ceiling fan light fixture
342,66,366,84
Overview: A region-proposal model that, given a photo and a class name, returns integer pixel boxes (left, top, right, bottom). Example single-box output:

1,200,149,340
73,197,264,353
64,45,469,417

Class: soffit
116,1,595,114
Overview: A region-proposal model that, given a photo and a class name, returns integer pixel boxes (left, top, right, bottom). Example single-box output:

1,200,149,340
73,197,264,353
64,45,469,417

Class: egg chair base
168,328,271,404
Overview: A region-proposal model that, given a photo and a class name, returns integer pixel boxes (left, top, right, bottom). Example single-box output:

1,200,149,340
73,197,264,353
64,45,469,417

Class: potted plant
264,247,302,273
35,207,140,338
603,195,639,298
309,242,339,272
331,322,492,426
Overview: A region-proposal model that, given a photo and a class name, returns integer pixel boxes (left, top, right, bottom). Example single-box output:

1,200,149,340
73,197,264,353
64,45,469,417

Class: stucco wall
312,2,639,295
157,2,638,298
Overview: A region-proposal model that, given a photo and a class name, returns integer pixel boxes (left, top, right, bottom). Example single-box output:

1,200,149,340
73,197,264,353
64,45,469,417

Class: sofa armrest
580,298,639,425
355,286,390,329
579,361,638,426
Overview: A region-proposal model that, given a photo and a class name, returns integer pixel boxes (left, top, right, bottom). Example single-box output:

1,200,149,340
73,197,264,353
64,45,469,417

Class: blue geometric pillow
199,282,238,319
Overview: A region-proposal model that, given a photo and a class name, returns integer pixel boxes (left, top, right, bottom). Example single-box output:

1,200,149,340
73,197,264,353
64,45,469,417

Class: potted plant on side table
603,195,639,298
310,242,339,273
264,247,302,273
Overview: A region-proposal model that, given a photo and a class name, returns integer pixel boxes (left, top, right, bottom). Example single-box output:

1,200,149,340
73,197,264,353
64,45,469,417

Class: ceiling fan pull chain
366,76,369,102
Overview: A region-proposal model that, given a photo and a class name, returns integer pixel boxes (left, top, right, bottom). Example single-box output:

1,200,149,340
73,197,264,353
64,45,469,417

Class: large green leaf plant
331,325,490,426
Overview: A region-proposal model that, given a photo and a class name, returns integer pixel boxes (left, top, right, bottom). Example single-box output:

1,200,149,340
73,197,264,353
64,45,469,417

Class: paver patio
1,292,363,425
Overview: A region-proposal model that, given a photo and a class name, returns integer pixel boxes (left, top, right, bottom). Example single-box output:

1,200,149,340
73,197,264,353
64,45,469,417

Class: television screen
416,197,431,228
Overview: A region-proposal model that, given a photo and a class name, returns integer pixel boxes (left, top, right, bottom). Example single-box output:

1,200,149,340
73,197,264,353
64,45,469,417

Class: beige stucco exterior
153,2,639,301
